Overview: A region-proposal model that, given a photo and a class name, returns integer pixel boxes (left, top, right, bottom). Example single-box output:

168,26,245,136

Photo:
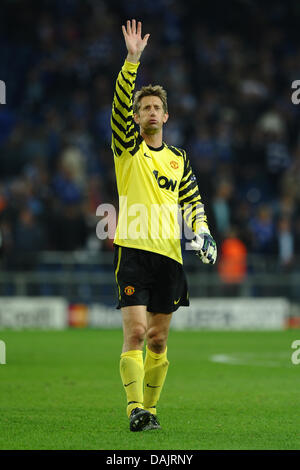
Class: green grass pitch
0,328,299,450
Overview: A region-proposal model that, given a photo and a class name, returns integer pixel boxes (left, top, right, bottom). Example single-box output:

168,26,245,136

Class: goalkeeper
111,19,217,432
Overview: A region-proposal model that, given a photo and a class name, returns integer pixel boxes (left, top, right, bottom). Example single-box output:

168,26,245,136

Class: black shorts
113,244,190,314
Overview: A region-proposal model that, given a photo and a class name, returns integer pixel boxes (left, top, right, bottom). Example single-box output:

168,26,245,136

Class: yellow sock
120,350,144,417
143,346,169,415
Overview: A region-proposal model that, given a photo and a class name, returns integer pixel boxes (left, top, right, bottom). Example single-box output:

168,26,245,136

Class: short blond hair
133,85,168,114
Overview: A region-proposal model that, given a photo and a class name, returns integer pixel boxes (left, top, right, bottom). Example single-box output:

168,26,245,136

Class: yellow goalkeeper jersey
111,60,209,264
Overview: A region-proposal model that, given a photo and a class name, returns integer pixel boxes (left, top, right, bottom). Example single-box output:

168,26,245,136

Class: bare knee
146,326,168,354
123,324,147,351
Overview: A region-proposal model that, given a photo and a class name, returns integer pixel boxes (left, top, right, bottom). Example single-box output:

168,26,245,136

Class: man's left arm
178,150,217,265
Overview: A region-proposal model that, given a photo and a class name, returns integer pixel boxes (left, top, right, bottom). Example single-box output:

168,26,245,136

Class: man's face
134,95,169,135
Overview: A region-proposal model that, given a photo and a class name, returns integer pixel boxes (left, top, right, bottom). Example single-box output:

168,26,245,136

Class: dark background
0,0,300,275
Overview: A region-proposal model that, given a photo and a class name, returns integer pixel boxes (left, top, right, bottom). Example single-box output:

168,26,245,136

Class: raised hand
122,19,150,64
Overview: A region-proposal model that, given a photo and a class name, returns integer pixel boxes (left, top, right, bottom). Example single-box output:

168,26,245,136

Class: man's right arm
111,20,150,157
111,60,139,157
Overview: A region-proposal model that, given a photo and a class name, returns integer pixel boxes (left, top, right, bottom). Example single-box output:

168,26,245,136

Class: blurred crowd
0,0,300,272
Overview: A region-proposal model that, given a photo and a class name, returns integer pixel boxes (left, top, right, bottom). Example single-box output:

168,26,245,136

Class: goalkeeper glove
188,229,217,265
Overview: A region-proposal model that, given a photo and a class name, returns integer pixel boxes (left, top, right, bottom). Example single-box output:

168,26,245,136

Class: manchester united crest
170,161,179,169
124,285,135,296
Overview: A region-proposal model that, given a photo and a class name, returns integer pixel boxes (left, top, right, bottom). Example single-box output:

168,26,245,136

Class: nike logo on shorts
174,297,181,304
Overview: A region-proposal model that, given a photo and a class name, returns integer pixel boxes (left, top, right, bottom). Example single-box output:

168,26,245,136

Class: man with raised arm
111,19,217,432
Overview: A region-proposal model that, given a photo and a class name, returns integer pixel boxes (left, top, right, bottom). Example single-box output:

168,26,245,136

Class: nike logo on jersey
144,153,152,158
146,383,160,388
124,381,136,387
174,297,181,305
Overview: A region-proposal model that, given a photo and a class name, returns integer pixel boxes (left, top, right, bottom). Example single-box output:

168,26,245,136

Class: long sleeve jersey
111,60,209,264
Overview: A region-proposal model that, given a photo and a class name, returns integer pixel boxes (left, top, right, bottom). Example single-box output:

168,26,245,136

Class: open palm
122,20,150,59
